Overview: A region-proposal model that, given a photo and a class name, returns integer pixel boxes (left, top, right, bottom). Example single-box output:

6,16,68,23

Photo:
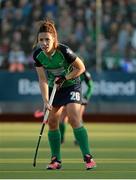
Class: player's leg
66,103,96,170
74,104,86,145
59,107,67,144
47,106,62,170
80,104,86,118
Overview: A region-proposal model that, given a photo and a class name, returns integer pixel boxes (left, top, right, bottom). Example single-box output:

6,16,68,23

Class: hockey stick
33,83,57,167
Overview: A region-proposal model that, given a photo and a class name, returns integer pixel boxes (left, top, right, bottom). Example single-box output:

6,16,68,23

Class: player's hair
33,19,58,49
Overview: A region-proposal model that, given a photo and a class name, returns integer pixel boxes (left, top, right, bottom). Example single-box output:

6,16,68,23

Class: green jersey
33,44,80,87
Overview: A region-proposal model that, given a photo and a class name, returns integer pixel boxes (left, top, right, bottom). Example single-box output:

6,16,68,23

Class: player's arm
59,44,85,80
36,66,49,104
66,57,85,80
33,48,51,110
84,71,93,100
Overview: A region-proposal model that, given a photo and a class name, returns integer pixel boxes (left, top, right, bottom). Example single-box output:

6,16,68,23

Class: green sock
48,129,61,160
73,126,91,157
59,122,66,143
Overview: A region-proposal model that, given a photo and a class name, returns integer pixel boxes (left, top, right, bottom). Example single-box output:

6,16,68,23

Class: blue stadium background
0,0,136,121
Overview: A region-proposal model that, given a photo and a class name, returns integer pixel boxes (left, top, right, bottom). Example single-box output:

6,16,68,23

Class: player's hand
43,103,52,112
55,75,66,89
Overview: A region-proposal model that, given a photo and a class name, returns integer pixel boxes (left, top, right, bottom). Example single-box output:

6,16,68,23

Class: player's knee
68,112,80,121
68,115,81,128
48,118,58,130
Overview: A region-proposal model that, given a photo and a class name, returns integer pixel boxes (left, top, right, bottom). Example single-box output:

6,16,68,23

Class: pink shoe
46,157,62,170
84,154,96,170
34,110,44,118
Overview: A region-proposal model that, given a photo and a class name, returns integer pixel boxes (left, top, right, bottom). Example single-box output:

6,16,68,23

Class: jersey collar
41,46,56,57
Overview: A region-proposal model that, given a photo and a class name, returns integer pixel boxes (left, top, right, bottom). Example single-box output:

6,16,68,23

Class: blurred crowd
101,0,136,73
0,0,136,73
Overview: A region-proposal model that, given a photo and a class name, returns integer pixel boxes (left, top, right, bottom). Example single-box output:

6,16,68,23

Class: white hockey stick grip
43,83,57,123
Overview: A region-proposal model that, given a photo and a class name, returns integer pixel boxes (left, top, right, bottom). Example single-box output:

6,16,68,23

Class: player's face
38,32,55,54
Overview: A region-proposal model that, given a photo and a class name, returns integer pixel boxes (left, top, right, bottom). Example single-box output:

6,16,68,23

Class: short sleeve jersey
33,44,80,87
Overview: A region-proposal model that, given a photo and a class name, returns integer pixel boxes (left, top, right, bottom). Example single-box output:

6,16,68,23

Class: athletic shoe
46,157,62,170
34,110,44,118
84,154,96,170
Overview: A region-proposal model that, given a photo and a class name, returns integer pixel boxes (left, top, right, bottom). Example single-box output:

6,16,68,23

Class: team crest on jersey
66,48,73,55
